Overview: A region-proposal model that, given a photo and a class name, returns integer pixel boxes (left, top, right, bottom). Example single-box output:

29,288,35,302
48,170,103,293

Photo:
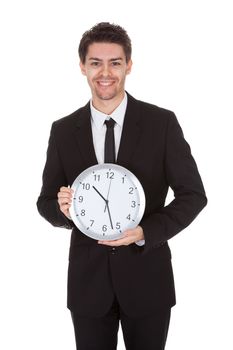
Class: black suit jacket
37,93,207,317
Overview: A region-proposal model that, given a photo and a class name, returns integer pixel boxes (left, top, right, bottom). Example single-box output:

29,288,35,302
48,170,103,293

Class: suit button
110,247,116,254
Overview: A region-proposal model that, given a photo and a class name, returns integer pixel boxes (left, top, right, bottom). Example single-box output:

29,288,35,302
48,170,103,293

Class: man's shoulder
128,93,175,123
134,96,173,114
52,101,90,129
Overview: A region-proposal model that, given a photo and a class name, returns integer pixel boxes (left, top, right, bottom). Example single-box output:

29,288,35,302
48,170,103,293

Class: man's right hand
57,186,73,219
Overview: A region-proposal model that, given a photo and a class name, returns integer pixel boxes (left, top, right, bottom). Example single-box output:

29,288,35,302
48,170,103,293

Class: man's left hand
98,225,144,246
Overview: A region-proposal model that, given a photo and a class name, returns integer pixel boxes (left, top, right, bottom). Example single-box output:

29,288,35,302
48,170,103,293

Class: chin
96,92,117,101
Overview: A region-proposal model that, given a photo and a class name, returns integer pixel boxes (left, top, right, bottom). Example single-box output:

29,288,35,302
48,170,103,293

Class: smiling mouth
97,80,115,87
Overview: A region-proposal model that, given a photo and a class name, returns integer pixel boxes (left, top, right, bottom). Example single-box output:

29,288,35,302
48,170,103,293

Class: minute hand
105,201,114,229
92,186,114,230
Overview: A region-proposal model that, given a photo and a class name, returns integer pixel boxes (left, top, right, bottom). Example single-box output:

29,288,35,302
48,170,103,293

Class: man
37,22,207,350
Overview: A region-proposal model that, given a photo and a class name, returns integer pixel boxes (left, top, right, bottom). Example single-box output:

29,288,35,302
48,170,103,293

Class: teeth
98,81,114,86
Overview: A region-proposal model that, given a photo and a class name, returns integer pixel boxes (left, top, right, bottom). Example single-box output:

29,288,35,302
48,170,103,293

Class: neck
92,92,125,115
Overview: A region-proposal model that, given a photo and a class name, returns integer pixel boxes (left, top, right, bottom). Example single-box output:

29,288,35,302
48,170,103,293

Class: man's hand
57,186,73,219
98,225,144,246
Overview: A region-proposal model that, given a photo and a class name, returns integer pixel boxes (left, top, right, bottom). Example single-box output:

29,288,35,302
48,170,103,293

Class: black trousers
71,296,171,350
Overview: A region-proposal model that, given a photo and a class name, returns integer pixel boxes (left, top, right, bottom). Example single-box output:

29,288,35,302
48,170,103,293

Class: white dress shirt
90,93,127,164
90,93,145,246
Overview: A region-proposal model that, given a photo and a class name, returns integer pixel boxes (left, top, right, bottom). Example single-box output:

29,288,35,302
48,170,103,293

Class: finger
98,236,132,246
58,192,73,200
59,186,74,194
58,187,73,201
98,231,129,244
58,199,72,207
62,203,71,210
60,203,71,215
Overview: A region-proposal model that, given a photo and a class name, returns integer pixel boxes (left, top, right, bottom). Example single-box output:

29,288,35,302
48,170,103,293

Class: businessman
37,22,207,350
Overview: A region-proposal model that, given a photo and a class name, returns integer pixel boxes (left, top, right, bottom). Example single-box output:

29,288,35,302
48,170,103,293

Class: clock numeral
129,187,134,194
116,222,121,230
102,225,107,232
106,171,114,179
122,177,125,184
81,209,86,216
94,174,101,181
131,201,136,208
82,183,90,190
90,220,94,227
126,214,131,220
78,196,83,203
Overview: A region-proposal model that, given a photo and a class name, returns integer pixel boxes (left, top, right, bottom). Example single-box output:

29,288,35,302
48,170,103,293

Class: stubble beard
90,74,126,102
93,80,125,102
96,90,117,101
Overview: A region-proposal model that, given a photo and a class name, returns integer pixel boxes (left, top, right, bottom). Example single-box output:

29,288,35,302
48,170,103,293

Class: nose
101,63,111,77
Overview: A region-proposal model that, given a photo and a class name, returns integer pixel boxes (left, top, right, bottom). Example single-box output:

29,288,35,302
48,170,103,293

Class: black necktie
104,118,116,163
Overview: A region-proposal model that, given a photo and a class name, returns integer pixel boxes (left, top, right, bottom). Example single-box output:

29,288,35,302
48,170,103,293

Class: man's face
80,42,132,102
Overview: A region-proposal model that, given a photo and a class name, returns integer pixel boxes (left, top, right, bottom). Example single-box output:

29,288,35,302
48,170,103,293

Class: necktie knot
105,118,115,129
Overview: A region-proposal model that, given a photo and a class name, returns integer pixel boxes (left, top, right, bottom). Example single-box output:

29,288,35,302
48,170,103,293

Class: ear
79,61,86,76
126,59,133,75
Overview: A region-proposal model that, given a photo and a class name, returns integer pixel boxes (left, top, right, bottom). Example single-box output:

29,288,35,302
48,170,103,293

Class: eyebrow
88,57,123,61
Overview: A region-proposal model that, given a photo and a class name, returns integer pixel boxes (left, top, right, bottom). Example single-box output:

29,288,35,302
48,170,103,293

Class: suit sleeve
140,113,207,253
37,122,75,229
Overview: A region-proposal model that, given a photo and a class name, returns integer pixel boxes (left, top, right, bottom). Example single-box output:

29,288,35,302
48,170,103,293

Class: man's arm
37,122,74,229
140,112,207,253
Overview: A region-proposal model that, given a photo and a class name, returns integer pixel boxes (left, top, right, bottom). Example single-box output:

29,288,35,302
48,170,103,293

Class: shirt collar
90,92,128,130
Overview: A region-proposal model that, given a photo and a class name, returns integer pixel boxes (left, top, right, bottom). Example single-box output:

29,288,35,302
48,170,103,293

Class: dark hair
78,22,132,63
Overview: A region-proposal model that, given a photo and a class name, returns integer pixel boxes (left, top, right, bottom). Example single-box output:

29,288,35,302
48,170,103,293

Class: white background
0,0,232,349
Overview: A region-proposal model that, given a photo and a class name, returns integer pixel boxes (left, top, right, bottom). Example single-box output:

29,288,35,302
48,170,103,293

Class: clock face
70,163,146,241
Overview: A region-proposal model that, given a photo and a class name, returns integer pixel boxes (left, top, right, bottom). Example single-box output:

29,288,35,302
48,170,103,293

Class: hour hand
92,186,107,203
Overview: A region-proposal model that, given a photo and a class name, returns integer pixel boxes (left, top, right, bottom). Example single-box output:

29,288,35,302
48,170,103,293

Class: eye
91,61,101,67
111,61,121,66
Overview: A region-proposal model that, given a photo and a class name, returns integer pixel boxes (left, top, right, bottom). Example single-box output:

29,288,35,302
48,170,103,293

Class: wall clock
70,163,146,241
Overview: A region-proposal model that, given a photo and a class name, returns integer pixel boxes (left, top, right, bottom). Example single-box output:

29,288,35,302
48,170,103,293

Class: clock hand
92,186,107,203
104,179,112,213
105,201,114,229
92,185,113,229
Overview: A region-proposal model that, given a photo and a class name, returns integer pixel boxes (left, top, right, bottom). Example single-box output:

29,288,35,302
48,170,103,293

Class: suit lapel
73,102,98,168
117,93,141,165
